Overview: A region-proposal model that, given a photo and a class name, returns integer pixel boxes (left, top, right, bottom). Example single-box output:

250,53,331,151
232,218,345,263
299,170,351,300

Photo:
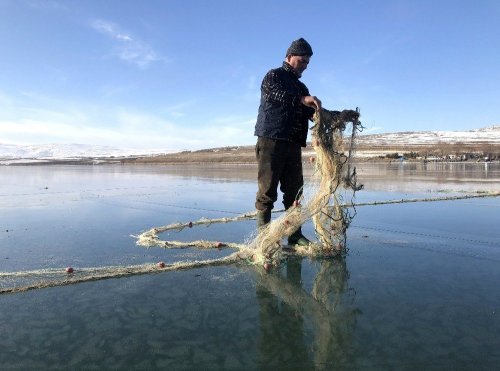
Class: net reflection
255,257,360,370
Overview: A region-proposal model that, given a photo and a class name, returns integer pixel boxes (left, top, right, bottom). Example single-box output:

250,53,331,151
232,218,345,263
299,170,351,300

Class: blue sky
1,0,499,151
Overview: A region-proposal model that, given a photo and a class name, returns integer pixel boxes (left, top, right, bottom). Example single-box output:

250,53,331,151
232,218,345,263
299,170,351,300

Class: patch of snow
359,125,500,146
1,125,499,161
0,143,174,160
473,125,500,132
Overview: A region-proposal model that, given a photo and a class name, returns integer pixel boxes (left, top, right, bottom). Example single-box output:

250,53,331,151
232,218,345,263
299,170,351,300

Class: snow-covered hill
1,126,499,163
358,125,500,146
0,143,172,161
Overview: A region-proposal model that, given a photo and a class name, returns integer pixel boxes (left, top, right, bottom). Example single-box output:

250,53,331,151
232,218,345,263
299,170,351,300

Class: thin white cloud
363,45,388,65
198,115,255,147
160,100,197,119
0,94,255,151
100,84,132,98
90,19,165,68
0,112,184,150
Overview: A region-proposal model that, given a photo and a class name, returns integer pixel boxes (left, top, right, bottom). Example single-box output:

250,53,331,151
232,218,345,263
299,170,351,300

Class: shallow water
1,162,499,370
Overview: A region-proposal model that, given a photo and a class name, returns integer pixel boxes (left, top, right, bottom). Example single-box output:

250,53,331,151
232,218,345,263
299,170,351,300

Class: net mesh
249,108,363,265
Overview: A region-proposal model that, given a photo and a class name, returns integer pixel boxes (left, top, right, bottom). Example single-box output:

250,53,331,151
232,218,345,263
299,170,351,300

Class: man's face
286,55,310,78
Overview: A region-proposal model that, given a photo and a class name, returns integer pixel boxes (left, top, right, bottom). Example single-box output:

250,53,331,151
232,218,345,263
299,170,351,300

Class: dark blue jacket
254,62,315,147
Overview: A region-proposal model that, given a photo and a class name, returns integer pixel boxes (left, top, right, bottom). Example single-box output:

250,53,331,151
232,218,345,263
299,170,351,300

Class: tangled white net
248,108,364,266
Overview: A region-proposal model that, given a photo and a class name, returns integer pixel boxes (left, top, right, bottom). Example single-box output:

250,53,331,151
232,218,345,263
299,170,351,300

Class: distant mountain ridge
475,125,500,132
358,125,500,147
1,125,498,162
0,143,172,160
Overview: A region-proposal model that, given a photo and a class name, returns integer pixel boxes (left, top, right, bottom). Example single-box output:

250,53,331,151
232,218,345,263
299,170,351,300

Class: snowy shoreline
1,125,499,165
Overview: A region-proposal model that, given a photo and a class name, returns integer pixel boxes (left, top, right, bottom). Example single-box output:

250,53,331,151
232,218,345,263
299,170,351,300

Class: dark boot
288,227,311,246
256,209,271,229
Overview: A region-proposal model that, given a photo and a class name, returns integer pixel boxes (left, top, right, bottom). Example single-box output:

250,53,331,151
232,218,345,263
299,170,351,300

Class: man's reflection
255,256,359,370
311,258,359,368
256,257,310,369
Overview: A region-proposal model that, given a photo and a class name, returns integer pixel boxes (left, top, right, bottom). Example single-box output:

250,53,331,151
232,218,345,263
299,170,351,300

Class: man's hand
301,95,322,111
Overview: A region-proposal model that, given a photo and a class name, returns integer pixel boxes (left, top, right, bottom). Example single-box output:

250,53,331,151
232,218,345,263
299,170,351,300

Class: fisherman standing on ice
254,38,321,246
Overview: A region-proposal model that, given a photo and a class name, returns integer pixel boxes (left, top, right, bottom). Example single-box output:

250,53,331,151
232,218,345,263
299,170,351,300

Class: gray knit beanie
286,38,313,57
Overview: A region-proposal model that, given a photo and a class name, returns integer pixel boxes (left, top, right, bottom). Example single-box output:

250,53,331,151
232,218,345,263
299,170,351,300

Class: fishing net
249,108,364,265
135,108,364,268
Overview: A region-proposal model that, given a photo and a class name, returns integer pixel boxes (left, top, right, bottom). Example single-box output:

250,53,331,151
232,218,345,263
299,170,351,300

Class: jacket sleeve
261,69,301,107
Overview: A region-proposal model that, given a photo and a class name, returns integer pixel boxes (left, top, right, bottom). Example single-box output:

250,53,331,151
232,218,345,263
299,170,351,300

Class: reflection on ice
0,162,499,369
256,257,359,369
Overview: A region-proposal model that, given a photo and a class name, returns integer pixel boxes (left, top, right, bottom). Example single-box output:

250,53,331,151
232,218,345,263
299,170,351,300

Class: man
254,38,322,246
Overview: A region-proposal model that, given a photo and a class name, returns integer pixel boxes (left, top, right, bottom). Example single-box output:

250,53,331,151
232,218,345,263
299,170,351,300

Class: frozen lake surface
1,162,499,369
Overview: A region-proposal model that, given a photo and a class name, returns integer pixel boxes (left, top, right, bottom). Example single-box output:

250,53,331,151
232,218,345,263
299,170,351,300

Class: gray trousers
255,137,304,211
